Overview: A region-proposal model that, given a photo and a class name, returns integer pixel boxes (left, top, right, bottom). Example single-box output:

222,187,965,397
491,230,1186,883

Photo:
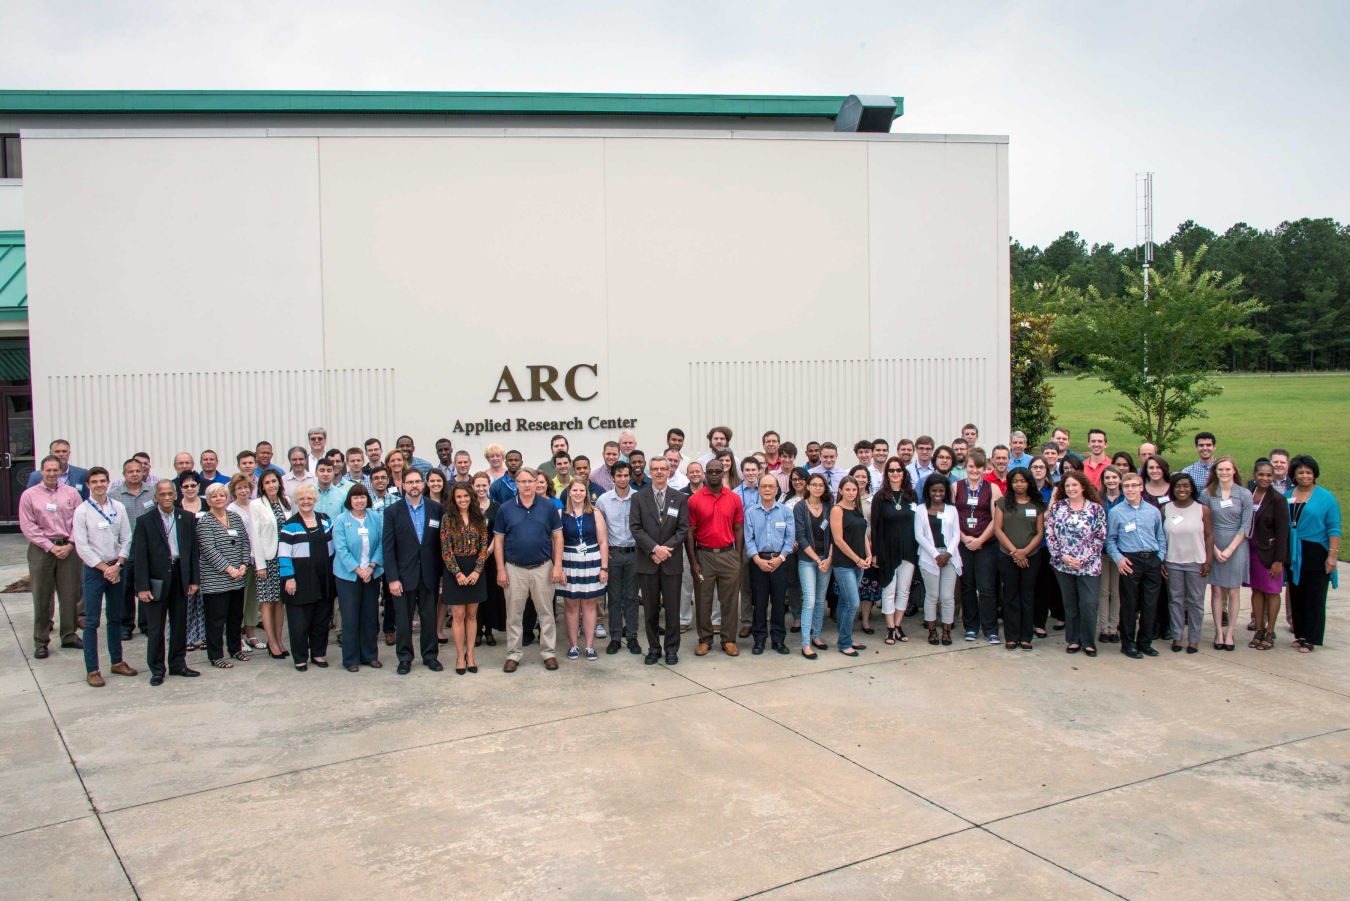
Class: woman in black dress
441,483,490,674
473,472,505,646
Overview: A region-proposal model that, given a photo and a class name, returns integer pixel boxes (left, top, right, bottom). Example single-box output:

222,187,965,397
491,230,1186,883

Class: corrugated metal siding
688,358,990,453
44,369,395,472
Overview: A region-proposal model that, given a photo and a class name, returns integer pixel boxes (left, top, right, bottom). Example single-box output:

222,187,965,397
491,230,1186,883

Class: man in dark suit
631,456,689,665
26,438,89,500
381,469,445,674
132,480,201,685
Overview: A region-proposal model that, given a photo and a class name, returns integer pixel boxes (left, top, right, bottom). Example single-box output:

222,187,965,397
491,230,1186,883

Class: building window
0,136,20,179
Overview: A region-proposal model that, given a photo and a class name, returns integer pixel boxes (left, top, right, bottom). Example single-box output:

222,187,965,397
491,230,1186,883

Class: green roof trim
0,90,902,120
0,232,26,322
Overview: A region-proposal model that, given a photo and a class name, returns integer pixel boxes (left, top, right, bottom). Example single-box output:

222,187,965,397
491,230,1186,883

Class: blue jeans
833,566,862,650
82,564,125,673
797,558,830,647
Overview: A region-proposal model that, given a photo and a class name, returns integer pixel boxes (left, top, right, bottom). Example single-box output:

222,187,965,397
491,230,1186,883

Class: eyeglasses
886,467,903,474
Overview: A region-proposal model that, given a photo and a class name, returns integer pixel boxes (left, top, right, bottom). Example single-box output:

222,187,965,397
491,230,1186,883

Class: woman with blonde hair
556,479,609,661
483,444,508,483
383,449,409,493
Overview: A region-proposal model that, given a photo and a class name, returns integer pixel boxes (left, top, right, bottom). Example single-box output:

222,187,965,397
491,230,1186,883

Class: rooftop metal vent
834,94,897,133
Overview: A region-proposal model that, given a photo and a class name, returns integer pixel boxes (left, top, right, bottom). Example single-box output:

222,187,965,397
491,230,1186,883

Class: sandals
940,628,952,646
1257,631,1274,651
246,637,267,650
928,628,939,646
896,626,908,642
211,658,233,669
231,650,250,662
1019,642,1033,651
1034,628,1048,638
1006,641,1018,650
885,628,897,646
1248,630,1263,649
1295,639,1315,653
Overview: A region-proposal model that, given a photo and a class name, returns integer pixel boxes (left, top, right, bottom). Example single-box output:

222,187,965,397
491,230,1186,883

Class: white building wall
0,180,21,231
21,128,1009,474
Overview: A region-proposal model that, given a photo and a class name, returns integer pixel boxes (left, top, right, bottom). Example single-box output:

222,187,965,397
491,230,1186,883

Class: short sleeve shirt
687,486,744,548
493,496,562,566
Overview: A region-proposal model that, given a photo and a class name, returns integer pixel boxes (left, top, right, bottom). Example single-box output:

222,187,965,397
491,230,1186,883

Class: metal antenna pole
1135,172,1155,381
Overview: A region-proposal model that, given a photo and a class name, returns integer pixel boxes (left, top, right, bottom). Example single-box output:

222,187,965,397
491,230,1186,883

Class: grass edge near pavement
1043,374,1348,560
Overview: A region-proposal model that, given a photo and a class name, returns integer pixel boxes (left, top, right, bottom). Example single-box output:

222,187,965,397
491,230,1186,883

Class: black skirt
444,555,488,606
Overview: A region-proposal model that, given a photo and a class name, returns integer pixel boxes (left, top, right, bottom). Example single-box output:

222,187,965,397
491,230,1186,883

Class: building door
0,387,34,521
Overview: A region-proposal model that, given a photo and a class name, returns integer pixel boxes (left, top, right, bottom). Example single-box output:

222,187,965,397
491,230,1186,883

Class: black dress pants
642,569,683,654
394,584,438,664
203,587,245,662
959,543,998,636
998,551,1042,643
144,571,188,678
381,575,396,634
287,599,332,664
120,563,150,635
1290,540,1331,646
1118,551,1162,650
748,561,789,648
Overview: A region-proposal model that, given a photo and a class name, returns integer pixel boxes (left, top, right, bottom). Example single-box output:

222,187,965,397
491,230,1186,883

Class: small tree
1010,281,1061,444
1054,246,1263,452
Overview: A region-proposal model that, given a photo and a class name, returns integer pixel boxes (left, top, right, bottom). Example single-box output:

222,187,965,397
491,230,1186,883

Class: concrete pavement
1,539,1347,900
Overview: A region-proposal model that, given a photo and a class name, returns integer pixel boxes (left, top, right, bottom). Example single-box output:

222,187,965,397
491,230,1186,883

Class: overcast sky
4,0,1345,249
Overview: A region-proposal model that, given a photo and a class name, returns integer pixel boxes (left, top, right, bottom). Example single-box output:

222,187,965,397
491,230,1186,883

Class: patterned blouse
1045,499,1107,576
440,512,490,576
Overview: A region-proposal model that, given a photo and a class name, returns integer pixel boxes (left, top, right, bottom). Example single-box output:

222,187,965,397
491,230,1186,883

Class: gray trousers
1055,570,1102,649
678,553,695,625
1167,561,1206,645
606,549,641,641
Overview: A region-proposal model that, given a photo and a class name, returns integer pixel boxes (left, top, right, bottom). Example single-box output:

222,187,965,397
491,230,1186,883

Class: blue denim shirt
744,500,795,557
1105,500,1167,562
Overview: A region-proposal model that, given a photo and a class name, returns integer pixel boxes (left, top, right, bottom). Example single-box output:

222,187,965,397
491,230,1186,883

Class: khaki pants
738,558,753,628
29,543,82,647
505,562,557,663
1097,554,1121,633
695,546,742,647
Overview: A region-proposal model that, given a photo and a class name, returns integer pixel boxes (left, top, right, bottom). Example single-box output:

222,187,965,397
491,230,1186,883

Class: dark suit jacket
28,465,89,500
630,484,689,575
131,505,201,595
381,497,445,592
1250,489,1290,569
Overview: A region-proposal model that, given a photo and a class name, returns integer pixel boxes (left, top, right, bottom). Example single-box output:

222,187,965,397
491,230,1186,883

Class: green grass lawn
1047,374,1348,558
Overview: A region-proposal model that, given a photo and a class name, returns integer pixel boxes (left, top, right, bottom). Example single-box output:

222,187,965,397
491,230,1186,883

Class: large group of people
18,422,1340,687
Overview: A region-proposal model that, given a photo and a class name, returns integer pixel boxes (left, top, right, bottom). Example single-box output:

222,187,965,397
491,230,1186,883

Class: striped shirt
278,515,336,578
196,511,252,594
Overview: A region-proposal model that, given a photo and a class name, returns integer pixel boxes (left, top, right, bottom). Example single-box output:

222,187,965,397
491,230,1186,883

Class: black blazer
132,505,201,595
381,497,445,592
1250,488,1290,569
631,484,689,575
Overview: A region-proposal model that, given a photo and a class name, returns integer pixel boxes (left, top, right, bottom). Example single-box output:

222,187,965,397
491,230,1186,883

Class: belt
508,560,549,570
696,543,736,552
50,539,69,546
608,545,635,553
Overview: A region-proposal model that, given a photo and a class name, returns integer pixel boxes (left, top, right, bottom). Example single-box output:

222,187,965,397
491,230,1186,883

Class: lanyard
86,498,116,525
965,480,982,503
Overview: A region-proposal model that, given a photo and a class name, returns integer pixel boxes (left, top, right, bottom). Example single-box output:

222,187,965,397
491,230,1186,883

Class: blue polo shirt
494,495,561,566
489,472,519,506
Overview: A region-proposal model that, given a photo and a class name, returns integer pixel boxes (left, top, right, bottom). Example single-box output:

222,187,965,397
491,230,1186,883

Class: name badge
775,521,786,529
358,527,369,535
966,497,977,506
45,502,59,511
966,517,978,528
1220,499,1233,508
428,518,440,528
143,500,154,508
1171,515,1183,525
226,528,239,537
1023,508,1036,517
98,521,111,530
195,511,205,519
1124,522,1137,533
667,507,679,516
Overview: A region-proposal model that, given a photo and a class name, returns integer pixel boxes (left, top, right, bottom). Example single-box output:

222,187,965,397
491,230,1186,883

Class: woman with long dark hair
441,483,491,673
871,456,917,645
829,475,870,657
993,466,1045,650
793,473,833,658
472,472,505,646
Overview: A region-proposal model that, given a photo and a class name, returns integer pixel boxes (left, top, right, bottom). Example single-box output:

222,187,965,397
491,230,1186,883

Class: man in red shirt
685,459,745,657
1082,428,1110,489
983,445,1011,493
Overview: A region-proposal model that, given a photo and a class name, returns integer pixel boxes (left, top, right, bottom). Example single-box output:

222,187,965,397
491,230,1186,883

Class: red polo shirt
1082,456,1109,490
687,486,744,547
982,471,1007,494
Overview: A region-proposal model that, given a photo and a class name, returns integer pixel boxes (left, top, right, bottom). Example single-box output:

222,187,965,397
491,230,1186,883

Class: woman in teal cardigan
333,484,386,671
1284,455,1340,652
